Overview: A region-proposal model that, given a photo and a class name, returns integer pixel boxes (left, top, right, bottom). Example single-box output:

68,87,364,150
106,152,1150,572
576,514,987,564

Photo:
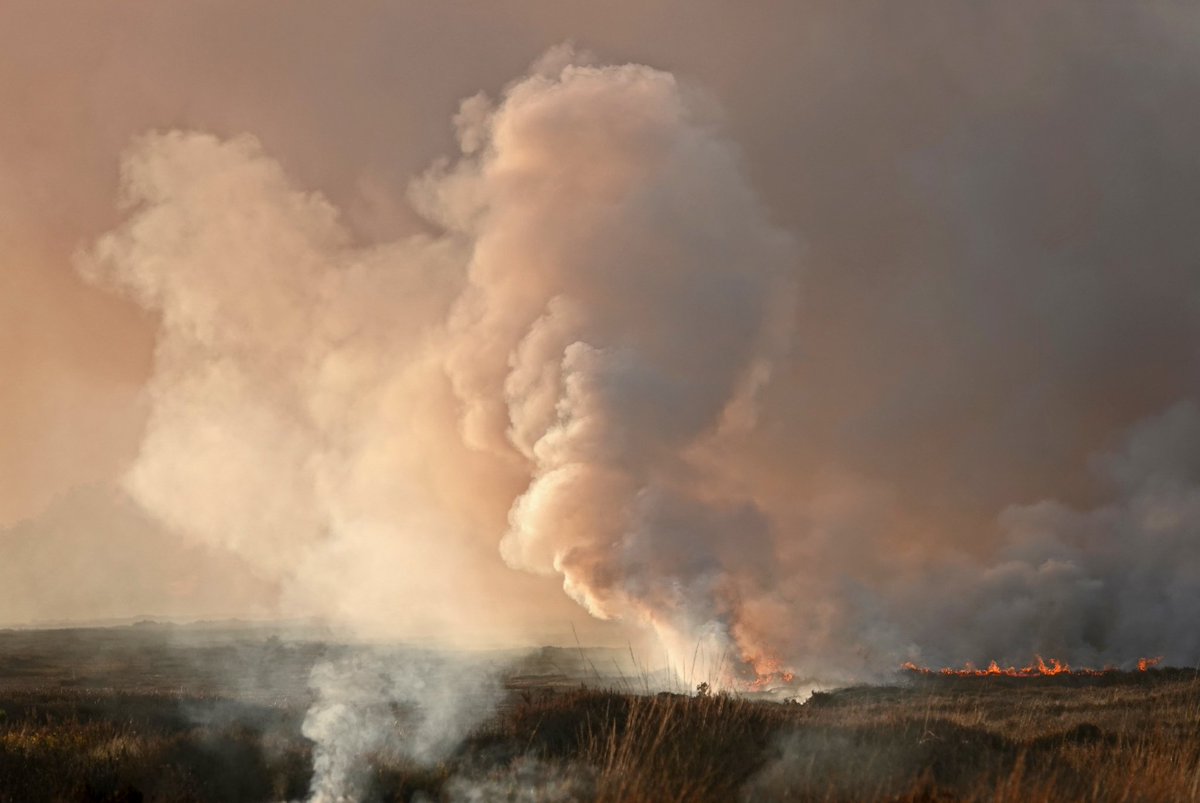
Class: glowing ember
901,656,1165,677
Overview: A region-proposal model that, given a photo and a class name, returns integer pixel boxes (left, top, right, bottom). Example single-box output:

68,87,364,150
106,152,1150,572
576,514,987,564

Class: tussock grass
0,689,311,802
3,678,1199,802
455,672,1200,802
0,626,1197,802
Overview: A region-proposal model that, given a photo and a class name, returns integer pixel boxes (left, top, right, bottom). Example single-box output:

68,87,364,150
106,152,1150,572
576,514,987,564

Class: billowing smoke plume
80,48,797,677
80,41,1200,693
424,48,798,670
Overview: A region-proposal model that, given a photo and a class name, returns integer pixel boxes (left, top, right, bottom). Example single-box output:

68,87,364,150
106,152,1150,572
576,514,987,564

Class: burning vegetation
902,656,1164,678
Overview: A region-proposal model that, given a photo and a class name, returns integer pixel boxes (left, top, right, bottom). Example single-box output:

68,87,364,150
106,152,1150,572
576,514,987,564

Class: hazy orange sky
3,1,1199,673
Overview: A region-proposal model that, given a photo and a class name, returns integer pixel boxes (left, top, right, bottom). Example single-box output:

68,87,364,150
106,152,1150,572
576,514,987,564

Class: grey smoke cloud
753,401,1200,677
302,650,501,802
972,401,1200,666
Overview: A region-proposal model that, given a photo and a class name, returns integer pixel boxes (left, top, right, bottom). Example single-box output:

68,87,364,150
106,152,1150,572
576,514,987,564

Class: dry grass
0,626,1197,801
448,669,1200,802
0,689,311,802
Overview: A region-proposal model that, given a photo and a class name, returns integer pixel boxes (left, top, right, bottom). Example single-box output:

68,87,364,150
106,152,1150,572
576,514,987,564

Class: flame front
901,656,1165,677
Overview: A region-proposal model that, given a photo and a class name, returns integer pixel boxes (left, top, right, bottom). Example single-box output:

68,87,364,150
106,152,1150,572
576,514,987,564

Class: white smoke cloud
419,51,798,673
79,130,465,574
302,649,501,803
80,49,797,679
76,127,555,644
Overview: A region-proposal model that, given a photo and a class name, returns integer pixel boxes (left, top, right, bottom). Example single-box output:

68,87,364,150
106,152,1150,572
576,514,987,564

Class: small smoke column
440,758,597,803
302,650,500,803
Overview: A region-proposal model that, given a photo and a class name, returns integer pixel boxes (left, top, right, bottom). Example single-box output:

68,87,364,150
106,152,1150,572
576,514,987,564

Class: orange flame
902,656,1163,677
744,654,797,691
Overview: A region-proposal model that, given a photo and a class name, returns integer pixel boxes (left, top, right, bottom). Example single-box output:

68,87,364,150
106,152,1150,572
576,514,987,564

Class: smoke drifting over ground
787,401,1200,676
75,40,1200,683
302,650,501,802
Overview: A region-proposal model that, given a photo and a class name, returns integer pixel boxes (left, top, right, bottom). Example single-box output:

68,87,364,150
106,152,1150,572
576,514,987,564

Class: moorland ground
0,624,1195,802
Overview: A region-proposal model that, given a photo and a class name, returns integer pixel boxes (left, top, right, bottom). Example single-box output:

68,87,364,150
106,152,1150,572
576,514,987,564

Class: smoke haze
4,1,1200,682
